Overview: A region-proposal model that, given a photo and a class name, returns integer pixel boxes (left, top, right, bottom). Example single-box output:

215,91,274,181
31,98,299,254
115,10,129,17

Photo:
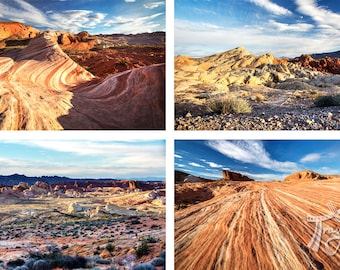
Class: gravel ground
175,105,340,130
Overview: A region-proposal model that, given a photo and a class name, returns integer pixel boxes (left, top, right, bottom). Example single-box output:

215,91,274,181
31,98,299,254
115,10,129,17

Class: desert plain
175,169,340,269
0,176,166,270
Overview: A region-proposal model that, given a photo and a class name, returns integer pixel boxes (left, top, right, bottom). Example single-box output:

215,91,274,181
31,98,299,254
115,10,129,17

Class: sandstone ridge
283,169,331,182
0,31,165,130
175,174,340,269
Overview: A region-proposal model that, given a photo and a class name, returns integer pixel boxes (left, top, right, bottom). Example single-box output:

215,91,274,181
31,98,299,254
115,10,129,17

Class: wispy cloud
246,0,292,16
206,140,298,173
175,154,183,158
268,19,314,32
103,12,164,34
295,0,340,32
0,140,165,178
0,0,55,28
200,159,223,168
189,162,205,168
175,19,340,57
300,153,321,163
50,10,106,32
144,2,165,9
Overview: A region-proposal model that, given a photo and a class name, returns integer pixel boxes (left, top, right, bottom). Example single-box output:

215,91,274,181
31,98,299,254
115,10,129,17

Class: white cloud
50,10,106,32
200,159,223,168
0,0,107,33
103,12,164,34
295,0,340,31
0,0,55,28
268,19,314,32
206,140,298,173
247,0,292,16
144,2,165,9
175,19,340,57
189,162,205,168
175,163,185,168
300,153,321,163
175,154,183,158
125,0,136,2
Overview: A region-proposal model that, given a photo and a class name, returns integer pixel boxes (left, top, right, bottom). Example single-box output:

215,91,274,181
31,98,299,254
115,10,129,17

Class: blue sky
175,140,340,181
0,139,165,180
175,0,340,57
0,0,165,34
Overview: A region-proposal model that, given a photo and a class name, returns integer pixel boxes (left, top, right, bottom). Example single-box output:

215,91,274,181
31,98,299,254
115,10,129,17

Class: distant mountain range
311,50,340,60
0,174,164,186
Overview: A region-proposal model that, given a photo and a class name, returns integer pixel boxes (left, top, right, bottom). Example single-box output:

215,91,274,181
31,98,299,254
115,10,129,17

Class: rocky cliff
222,169,254,181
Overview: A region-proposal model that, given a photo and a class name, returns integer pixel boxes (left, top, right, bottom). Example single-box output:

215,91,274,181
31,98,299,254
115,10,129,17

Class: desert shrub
314,94,340,107
106,243,115,252
150,257,165,266
142,235,158,243
134,241,149,257
206,97,252,114
7,259,25,267
28,250,87,269
132,263,156,270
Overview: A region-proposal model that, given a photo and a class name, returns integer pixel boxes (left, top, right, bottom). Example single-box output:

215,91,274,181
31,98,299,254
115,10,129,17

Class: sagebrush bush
135,241,149,257
105,243,115,252
206,97,252,114
132,263,156,270
314,94,340,107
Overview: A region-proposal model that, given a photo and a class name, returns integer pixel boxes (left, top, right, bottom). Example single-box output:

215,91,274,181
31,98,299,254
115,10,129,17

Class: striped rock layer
0,32,164,130
175,178,340,270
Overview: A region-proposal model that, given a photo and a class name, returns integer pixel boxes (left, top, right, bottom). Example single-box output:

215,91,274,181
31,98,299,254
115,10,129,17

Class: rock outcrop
292,54,340,74
0,31,165,130
222,169,254,181
0,21,40,41
283,170,330,182
175,177,340,269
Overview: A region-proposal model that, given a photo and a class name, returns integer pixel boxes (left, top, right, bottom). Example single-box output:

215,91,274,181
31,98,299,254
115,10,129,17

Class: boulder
13,182,30,192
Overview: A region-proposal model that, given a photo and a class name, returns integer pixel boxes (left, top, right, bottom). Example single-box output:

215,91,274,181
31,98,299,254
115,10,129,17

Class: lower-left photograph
0,138,166,270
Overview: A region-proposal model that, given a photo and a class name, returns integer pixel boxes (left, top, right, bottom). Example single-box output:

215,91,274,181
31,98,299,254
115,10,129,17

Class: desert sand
175,170,340,269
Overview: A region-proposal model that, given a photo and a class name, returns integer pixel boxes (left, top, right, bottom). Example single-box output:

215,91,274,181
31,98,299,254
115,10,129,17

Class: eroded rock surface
0,32,165,130
175,47,340,130
175,176,340,269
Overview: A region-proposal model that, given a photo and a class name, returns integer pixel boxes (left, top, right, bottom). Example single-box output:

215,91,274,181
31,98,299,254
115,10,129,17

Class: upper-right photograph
174,0,340,130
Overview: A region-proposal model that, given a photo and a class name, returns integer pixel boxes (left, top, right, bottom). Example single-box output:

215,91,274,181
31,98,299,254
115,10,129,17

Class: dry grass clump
255,93,265,102
206,97,252,114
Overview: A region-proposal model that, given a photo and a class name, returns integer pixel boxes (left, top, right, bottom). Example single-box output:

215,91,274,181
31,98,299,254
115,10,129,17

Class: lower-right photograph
174,140,340,270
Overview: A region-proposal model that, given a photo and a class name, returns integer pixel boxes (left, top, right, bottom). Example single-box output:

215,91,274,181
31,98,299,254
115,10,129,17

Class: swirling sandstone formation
175,174,340,269
0,32,165,129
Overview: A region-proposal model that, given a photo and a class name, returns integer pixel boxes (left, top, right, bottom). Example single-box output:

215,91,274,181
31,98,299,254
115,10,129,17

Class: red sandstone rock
222,169,254,181
283,170,330,182
0,31,165,130
292,54,340,74
0,21,40,41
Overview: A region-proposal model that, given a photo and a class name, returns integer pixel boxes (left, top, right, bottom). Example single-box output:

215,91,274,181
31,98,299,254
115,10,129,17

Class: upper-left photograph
0,0,165,130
